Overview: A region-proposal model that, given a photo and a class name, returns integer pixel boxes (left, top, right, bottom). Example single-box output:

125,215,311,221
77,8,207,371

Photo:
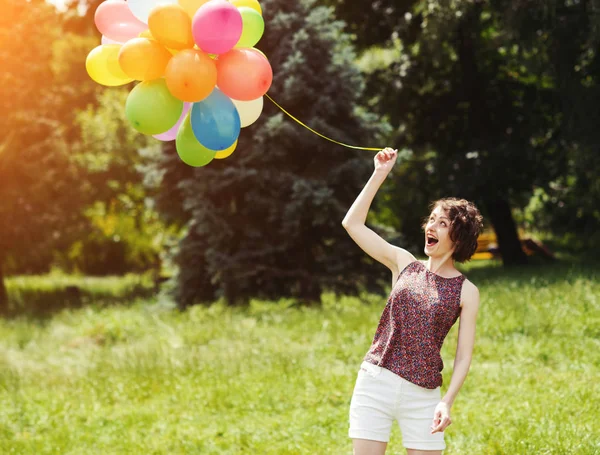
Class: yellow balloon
86,44,133,87
118,38,172,81
149,4,194,50
139,29,154,40
215,140,238,159
252,47,267,59
231,0,262,15
178,0,210,18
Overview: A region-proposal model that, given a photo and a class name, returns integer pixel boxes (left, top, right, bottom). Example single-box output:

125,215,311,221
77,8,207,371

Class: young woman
342,147,483,455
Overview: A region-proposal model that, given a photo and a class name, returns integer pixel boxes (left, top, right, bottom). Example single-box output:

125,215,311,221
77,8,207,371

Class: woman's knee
353,438,387,455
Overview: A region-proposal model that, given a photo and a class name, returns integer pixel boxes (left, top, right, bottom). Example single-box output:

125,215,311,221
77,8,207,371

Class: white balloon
231,96,263,128
126,0,178,24
101,35,122,45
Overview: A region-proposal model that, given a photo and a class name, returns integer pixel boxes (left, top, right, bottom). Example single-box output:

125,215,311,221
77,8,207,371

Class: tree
0,0,91,311
153,0,391,307
321,0,600,265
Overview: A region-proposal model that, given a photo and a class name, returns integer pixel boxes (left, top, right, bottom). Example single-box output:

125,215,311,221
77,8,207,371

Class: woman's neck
426,254,456,276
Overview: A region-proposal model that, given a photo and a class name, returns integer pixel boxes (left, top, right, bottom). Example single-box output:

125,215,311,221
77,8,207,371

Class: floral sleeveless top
363,260,466,389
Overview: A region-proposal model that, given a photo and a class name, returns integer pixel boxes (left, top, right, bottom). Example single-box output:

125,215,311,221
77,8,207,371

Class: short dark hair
421,198,484,263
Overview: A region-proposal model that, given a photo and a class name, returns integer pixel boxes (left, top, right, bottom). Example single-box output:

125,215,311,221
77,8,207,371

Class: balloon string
264,93,384,151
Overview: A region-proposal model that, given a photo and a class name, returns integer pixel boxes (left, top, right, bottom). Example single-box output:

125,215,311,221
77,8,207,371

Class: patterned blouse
363,260,466,389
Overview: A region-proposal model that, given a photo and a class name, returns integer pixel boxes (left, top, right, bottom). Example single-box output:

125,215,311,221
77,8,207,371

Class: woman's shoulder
460,279,480,308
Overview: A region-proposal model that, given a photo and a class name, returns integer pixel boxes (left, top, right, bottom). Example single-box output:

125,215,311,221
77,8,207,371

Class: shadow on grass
4,274,160,321
457,255,600,287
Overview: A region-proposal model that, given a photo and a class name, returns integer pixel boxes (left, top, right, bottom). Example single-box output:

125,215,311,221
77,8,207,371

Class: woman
342,147,483,455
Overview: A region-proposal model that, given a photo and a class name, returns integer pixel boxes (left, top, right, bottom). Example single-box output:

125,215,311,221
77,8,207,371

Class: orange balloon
148,4,194,50
118,38,172,81
178,0,210,18
216,48,272,101
165,49,217,102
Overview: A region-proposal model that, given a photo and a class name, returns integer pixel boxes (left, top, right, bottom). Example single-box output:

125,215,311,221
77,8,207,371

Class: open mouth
426,236,439,247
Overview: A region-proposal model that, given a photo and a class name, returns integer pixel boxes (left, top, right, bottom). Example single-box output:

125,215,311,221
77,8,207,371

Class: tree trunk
484,197,528,266
0,257,8,315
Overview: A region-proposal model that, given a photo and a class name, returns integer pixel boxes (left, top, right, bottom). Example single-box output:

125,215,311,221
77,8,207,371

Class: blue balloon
190,88,241,150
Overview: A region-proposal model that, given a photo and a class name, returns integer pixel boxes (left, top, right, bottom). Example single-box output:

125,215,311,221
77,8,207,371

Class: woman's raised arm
342,148,415,275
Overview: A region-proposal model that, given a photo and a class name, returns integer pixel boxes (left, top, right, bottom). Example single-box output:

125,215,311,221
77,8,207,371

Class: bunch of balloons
85,0,272,167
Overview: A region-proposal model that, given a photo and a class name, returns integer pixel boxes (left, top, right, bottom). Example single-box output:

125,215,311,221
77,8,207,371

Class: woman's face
424,205,455,258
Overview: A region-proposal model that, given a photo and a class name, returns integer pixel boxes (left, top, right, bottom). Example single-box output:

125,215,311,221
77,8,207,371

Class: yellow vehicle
472,231,554,260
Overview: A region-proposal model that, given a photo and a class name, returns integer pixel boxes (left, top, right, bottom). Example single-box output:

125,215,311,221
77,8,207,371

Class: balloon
230,0,262,15
192,0,242,54
215,140,238,159
118,38,172,81
231,97,263,127
190,88,241,150
125,79,184,134
127,0,178,24
94,0,147,43
178,0,210,18
86,44,133,86
216,48,272,101
148,4,194,50
235,7,264,48
176,114,216,167
153,102,191,141
101,35,123,45
139,29,154,39
165,49,217,102
253,47,267,58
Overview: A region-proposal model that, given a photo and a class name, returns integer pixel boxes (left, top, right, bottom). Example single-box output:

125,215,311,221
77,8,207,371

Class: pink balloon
153,103,192,141
95,0,147,43
192,0,242,54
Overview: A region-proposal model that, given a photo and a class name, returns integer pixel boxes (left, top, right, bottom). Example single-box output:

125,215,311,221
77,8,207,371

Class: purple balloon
192,0,242,55
153,103,192,141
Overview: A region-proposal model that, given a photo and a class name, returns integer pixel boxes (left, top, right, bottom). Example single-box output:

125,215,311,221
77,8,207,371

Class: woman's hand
430,402,452,434
374,147,398,175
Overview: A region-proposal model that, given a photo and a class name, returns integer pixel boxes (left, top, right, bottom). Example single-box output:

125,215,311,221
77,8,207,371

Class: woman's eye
441,222,446,227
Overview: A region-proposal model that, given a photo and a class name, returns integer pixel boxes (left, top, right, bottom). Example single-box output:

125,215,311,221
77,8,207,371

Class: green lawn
0,261,599,454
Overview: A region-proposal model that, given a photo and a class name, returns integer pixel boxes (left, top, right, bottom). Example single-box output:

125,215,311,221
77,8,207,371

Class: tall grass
0,260,598,454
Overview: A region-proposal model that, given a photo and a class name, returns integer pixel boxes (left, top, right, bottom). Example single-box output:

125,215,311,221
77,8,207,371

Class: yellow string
264,93,383,151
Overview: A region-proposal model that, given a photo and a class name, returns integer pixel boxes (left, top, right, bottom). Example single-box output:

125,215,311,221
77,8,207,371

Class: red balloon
216,48,273,101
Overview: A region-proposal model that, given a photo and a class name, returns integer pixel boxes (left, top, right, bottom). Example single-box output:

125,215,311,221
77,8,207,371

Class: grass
0,260,599,454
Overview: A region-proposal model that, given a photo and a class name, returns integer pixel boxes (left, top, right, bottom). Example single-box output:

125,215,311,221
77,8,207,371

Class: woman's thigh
348,362,397,444
353,438,388,455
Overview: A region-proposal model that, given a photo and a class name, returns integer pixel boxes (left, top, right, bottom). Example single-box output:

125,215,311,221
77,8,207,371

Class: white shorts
349,361,446,451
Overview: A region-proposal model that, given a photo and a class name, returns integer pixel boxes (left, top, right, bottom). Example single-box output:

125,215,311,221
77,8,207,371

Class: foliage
322,0,600,263
0,0,174,307
0,0,90,312
153,0,392,307
66,88,176,276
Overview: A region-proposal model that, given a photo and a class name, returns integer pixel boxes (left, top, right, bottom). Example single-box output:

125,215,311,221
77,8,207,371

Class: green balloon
236,7,265,48
126,80,183,135
176,115,216,167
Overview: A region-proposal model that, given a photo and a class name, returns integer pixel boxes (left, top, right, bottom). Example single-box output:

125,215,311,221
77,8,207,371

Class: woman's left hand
430,402,452,434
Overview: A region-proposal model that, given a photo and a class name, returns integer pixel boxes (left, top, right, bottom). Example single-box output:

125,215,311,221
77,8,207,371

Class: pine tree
153,0,391,307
